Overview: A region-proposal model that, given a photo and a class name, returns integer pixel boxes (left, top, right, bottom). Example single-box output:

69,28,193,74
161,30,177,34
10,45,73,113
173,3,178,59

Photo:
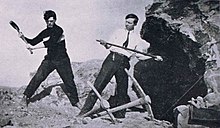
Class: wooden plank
188,106,220,127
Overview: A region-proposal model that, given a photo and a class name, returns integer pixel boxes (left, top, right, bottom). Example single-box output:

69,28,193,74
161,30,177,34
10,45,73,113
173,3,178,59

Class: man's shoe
76,109,89,118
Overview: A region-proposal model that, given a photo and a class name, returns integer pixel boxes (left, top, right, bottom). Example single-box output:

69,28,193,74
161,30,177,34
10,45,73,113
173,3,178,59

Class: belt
110,51,129,61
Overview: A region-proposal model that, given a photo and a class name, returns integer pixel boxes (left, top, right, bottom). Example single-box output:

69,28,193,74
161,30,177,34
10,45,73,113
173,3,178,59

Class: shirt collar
124,28,135,33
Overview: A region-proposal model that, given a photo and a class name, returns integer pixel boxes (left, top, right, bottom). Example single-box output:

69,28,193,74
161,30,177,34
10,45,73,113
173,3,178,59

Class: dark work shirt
25,24,68,60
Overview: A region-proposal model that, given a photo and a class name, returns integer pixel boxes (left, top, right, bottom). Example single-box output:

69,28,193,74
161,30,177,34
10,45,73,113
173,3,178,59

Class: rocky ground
0,58,209,128
0,85,173,128
0,59,173,128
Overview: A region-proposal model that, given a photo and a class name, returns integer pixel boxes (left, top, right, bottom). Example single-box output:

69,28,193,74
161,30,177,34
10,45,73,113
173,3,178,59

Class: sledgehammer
9,21,33,54
94,69,154,120
124,69,154,120
84,81,117,123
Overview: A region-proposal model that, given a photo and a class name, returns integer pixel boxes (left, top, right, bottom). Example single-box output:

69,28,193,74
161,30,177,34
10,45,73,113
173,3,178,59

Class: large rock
133,0,220,122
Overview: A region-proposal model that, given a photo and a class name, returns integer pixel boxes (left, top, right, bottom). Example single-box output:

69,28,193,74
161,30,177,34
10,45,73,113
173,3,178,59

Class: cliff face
135,0,219,122
143,0,220,45
142,0,219,67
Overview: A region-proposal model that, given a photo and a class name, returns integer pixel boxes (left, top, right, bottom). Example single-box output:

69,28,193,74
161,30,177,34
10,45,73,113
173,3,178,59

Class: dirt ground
0,88,172,128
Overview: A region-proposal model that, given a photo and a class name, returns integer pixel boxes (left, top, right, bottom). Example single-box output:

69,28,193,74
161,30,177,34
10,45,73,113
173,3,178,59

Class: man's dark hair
125,14,139,25
44,10,57,21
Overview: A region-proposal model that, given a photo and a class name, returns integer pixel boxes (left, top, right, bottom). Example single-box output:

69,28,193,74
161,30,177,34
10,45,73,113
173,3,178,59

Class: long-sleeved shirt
108,28,147,58
25,24,68,60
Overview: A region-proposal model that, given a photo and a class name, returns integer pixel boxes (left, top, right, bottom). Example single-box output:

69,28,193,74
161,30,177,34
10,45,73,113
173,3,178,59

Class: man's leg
113,66,130,118
55,58,79,106
78,53,119,116
24,59,55,99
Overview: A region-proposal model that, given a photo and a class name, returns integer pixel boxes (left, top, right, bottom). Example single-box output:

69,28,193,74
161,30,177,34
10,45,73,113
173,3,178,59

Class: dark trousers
79,52,130,118
23,57,79,106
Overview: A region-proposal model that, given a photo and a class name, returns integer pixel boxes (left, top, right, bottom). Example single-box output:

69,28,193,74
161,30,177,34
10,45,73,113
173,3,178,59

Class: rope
160,75,204,119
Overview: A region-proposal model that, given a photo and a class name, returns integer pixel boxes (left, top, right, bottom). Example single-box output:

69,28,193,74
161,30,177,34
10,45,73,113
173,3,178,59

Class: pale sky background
0,0,153,87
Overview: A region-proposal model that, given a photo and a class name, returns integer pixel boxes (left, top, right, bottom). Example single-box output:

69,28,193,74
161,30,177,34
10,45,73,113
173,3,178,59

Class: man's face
46,17,56,28
125,18,136,31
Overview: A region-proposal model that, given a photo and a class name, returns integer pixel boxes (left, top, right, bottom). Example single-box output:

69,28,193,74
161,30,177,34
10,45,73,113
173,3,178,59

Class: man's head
44,10,57,28
125,14,139,31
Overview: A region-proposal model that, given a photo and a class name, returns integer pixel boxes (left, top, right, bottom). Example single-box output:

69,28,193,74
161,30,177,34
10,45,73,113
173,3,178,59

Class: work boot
108,95,130,118
77,92,98,117
76,108,90,118
113,109,126,118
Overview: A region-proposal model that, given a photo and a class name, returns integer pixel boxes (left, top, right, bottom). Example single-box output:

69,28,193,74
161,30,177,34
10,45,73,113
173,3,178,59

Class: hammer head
144,95,151,104
100,99,110,109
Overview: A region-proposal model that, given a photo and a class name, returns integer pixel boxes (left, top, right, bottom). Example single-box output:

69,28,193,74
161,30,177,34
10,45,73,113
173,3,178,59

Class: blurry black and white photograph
0,0,220,128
